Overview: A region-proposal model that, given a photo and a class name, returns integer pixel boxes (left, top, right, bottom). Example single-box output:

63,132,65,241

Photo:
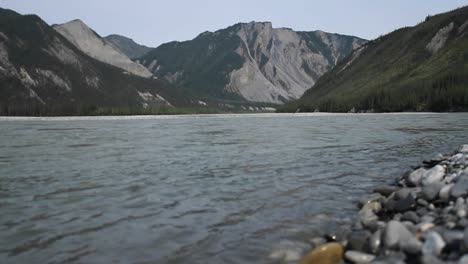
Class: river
1,113,468,263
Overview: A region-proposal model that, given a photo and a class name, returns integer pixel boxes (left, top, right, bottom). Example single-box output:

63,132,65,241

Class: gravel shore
300,145,468,264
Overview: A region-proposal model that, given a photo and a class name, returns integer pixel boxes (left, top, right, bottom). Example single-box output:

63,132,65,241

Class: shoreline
0,112,457,122
299,145,468,264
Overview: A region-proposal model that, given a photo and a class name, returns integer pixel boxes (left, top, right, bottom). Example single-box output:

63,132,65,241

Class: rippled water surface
1,113,468,264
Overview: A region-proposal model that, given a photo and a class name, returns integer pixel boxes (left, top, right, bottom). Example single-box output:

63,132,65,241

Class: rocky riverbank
300,145,468,264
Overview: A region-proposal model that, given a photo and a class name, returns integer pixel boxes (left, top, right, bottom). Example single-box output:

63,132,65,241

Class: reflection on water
1,113,468,263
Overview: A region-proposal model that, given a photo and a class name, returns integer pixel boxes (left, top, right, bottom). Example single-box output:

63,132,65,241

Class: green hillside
280,6,468,113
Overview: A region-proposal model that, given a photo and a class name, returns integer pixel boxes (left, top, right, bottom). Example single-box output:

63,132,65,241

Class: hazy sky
1,0,467,47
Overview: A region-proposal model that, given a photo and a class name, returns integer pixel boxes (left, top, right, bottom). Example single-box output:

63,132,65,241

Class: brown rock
299,242,344,264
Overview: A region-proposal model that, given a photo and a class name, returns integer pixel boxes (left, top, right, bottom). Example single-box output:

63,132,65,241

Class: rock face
141,22,365,104
104,34,152,59
54,20,152,78
0,8,184,115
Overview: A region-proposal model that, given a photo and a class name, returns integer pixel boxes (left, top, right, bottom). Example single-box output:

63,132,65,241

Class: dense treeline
0,103,221,116
283,72,468,113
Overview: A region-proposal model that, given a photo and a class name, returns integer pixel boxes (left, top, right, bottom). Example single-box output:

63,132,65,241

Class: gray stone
445,174,458,184
358,193,384,208
386,194,416,213
373,185,399,197
370,229,382,254
347,230,371,251
421,215,435,223
417,198,430,207
370,256,405,264
452,177,468,198
384,221,422,253
344,250,375,263
460,254,468,264
421,165,445,186
401,211,420,224
460,145,468,153
440,230,463,245
422,182,444,201
422,231,446,256
439,183,454,201
395,188,413,200
407,168,425,186
464,227,468,249
421,255,445,264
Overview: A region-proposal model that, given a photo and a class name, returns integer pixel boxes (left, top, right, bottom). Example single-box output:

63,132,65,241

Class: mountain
0,8,190,116
53,20,152,78
140,22,365,104
281,6,468,113
104,34,152,59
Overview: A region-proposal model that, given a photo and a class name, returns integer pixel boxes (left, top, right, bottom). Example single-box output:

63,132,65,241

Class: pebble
422,231,446,256
460,145,468,153
460,255,468,264
422,182,444,201
300,145,468,263
299,242,344,264
369,229,382,254
439,184,454,201
464,227,468,249
384,220,422,253
407,168,425,186
358,193,384,208
401,211,420,224
421,165,445,186
347,230,371,251
344,250,375,263
451,178,468,198
387,194,416,213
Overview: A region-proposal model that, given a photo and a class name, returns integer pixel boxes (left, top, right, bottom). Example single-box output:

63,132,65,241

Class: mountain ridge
53,19,153,78
140,21,365,104
280,6,468,112
0,8,191,116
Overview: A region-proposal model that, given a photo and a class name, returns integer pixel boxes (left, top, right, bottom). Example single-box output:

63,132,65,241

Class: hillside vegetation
280,6,468,113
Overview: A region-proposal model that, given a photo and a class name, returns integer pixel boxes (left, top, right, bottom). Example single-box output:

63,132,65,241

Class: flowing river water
1,113,468,264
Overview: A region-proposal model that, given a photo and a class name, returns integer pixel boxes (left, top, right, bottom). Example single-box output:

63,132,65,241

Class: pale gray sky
0,0,467,47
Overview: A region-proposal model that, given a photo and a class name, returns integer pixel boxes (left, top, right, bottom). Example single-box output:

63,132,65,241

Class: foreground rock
299,145,468,264
299,242,344,264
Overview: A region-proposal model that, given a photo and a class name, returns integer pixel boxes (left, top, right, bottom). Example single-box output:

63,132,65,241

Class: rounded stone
421,182,444,201
347,230,371,251
369,229,382,254
451,177,468,198
439,184,454,201
401,211,420,224
464,227,468,249
422,231,446,256
384,220,422,253
421,165,445,186
299,242,344,264
344,250,375,263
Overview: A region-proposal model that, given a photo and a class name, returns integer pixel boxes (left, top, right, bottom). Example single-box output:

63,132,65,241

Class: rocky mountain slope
140,22,365,104
0,8,189,116
53,20,152,78
104,34,152,59
281,6,468,112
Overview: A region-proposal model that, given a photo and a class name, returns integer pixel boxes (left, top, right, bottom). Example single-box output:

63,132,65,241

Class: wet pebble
344,250,375,263
422,231,446,256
